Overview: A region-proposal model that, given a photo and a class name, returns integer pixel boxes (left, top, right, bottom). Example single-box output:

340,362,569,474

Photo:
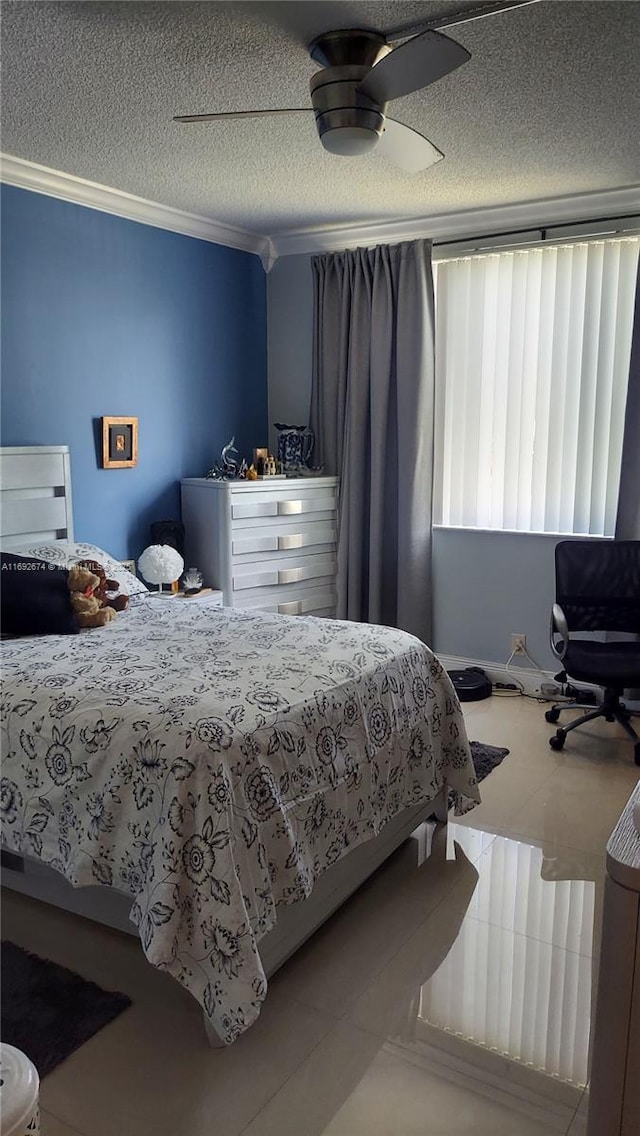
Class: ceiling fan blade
377,119,444,173
173,109,311,123
359,30,470,104
384,0,541,40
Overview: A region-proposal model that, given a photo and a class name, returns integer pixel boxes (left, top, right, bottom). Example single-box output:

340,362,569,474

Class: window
433,235,639,535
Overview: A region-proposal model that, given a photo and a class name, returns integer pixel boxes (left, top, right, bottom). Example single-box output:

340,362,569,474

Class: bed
0,446,480,1045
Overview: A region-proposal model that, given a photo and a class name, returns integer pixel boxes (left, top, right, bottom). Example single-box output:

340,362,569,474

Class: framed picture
102,417,138,468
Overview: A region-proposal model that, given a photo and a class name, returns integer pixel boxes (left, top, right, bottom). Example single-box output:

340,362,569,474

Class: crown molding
2,154,638,268
0,153,270,263
268,185,640,260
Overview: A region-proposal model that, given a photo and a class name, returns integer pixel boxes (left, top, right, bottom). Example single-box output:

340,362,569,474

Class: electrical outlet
511,633,527,655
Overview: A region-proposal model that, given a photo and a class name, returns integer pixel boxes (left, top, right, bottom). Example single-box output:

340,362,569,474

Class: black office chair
546,540,640,765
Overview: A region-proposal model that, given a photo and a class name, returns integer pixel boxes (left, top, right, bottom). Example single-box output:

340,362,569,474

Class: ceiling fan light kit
309,64,386,156
174,23,472,171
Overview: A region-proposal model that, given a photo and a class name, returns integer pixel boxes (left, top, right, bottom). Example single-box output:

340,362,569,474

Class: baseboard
437,653,590,698
437,653,640,710
437,653,552,696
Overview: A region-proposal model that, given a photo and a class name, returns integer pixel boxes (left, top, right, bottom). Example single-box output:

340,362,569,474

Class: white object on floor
0,1044,40,1136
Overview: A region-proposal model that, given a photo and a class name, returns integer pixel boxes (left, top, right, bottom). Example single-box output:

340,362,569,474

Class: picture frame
102,416,138,468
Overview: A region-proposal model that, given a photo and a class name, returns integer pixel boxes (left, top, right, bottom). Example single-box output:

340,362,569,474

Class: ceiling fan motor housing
310,65,387,156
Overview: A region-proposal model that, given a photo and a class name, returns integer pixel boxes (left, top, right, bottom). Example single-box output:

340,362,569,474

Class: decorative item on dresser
181,475,339,617
273,423,315,472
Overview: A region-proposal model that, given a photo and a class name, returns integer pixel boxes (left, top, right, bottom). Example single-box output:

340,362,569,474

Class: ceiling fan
174,1,540,173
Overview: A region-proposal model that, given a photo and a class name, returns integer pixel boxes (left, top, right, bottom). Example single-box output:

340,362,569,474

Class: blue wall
1,185,268,558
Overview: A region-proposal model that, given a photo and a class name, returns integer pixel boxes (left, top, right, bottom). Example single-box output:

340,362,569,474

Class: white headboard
0,445,74,549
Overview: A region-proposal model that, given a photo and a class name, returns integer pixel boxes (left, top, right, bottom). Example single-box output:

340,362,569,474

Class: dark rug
446,740,509,809
0,940,131,1077
469,740,509,783
426,741,509,819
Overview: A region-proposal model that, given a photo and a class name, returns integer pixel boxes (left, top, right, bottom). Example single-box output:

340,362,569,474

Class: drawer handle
278,500,303,515
278,534,303,550
278,601,303,616
278,567,304,584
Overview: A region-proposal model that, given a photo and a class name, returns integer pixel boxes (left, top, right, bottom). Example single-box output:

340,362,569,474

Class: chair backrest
555,540,640,633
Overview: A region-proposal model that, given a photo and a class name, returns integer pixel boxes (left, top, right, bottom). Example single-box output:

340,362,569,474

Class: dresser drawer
231,521,336,558
233,585,336,617
230,488,336,521
232,553,336,593
181,476,339,608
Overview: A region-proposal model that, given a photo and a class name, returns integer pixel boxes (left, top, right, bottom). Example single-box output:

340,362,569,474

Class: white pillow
10,541,148,597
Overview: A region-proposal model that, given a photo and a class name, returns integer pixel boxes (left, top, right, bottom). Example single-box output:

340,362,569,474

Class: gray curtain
310,239,435,644
615,259,640,698
615,259,640,539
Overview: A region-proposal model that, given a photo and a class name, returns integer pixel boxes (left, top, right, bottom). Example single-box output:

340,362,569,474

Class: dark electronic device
447,666,492,702
150,520,185,557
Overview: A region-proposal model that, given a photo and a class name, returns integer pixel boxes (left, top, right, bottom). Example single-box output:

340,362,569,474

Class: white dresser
181,476,339,617
587,781,640,1136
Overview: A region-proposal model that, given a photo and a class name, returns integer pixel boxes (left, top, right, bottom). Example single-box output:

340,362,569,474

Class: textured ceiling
2,0,640,237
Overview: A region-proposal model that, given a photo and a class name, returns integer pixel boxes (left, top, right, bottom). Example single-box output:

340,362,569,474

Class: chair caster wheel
549,732,566,750
545,708,561,724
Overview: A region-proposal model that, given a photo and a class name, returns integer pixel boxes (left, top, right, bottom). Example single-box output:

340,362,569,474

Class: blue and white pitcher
274,423,314,470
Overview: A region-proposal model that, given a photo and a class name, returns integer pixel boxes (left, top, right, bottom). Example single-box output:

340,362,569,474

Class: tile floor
3,694,639,1136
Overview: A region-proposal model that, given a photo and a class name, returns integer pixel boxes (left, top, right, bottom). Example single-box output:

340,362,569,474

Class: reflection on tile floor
417,870,594,1087
2,695,638,1134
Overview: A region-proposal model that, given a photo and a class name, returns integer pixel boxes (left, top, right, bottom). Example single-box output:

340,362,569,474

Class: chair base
546,688,640,765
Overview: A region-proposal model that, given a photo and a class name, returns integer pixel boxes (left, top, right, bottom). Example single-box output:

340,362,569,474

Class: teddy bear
67,565,117,628
77,559,129,612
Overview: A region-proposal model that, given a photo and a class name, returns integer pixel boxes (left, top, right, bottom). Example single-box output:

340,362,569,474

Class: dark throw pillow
1,553,78,637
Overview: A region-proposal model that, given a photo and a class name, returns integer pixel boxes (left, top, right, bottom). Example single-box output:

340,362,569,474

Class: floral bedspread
1,599,479,1042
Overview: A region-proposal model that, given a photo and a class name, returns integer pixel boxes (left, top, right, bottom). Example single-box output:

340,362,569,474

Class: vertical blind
433,237,640,534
